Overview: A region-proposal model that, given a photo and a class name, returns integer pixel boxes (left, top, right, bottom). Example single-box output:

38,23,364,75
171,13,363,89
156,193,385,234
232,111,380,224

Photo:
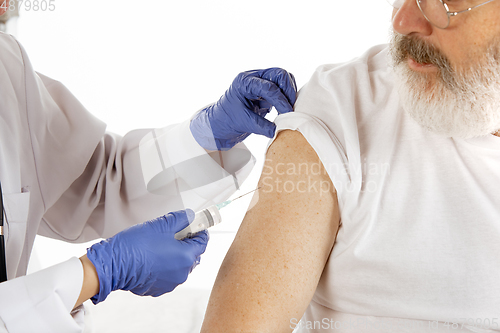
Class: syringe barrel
174,205,222,240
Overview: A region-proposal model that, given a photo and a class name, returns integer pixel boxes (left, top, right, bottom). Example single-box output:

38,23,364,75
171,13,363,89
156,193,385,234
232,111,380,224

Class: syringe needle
230,186,262,202
176,187,263,240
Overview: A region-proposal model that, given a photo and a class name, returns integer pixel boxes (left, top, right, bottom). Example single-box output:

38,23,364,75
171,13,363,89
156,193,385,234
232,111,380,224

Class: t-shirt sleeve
267,45,390,213
266,64,362,212
269,112,351,211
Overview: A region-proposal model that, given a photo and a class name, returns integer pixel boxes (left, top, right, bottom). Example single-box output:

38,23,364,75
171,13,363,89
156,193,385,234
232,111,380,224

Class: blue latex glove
190,67,297,151
86,210,208,304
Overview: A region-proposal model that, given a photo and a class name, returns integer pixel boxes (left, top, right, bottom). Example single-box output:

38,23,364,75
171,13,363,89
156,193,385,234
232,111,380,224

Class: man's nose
392,0,433,36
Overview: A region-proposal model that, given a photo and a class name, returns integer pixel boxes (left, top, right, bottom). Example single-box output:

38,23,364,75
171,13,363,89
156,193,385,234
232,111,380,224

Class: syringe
174,187,261,240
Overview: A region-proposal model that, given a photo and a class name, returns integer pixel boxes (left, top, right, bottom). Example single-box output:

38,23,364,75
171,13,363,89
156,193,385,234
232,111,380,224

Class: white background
8,0,393,331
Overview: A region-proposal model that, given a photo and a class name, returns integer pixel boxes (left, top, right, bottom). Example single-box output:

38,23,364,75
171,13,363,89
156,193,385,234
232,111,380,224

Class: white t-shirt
273,44,500,332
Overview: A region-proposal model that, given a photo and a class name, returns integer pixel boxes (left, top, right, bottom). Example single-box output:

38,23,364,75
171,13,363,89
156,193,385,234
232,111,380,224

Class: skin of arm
74,255,99,309
201,130,340,333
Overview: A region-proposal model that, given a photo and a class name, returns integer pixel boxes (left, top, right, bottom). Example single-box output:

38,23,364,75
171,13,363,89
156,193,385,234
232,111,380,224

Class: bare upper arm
201,130,340,333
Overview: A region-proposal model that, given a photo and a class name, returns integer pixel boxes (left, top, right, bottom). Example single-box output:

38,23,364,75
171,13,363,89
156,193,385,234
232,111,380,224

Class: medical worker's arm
35,74,255,242
201,130,340,333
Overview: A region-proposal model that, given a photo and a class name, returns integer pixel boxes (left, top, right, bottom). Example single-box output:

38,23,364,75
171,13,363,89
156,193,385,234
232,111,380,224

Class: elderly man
200,0,500,332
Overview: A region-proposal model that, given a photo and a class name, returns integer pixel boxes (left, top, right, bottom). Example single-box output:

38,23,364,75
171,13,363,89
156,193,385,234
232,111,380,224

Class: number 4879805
1,0,56,12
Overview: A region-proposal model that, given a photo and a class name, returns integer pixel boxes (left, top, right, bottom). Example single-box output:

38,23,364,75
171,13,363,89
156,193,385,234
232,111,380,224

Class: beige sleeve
35,74,254,242
13,37,253,242
201,130,340,333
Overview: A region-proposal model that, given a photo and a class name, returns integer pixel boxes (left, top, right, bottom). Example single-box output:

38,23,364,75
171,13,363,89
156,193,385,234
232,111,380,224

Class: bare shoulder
267,129,318,160
253,129,337,215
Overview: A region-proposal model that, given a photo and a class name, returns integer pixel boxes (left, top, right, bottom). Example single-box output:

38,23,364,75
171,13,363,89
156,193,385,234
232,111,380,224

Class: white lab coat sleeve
0,257,84,333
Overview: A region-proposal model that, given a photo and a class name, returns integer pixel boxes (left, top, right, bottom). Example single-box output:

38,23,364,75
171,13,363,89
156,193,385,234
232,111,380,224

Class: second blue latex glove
86,210,208,304
190,68,297,151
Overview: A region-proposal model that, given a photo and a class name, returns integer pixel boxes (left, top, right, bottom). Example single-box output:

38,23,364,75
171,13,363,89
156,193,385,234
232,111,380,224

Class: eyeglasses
388,0,499,29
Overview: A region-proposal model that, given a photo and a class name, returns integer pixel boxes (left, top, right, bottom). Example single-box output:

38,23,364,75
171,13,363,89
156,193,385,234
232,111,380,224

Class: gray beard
389,32,500,139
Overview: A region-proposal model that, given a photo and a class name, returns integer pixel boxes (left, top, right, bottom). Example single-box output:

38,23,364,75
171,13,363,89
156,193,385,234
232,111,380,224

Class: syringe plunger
174,205,222,240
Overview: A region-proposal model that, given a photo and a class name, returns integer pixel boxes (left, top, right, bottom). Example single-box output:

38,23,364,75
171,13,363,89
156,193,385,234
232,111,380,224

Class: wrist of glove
86,210,208,304
190,99,255,151
190,67,297,151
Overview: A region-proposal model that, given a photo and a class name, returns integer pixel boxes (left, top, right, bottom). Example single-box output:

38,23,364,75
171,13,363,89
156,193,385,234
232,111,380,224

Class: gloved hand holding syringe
175,187,261,240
